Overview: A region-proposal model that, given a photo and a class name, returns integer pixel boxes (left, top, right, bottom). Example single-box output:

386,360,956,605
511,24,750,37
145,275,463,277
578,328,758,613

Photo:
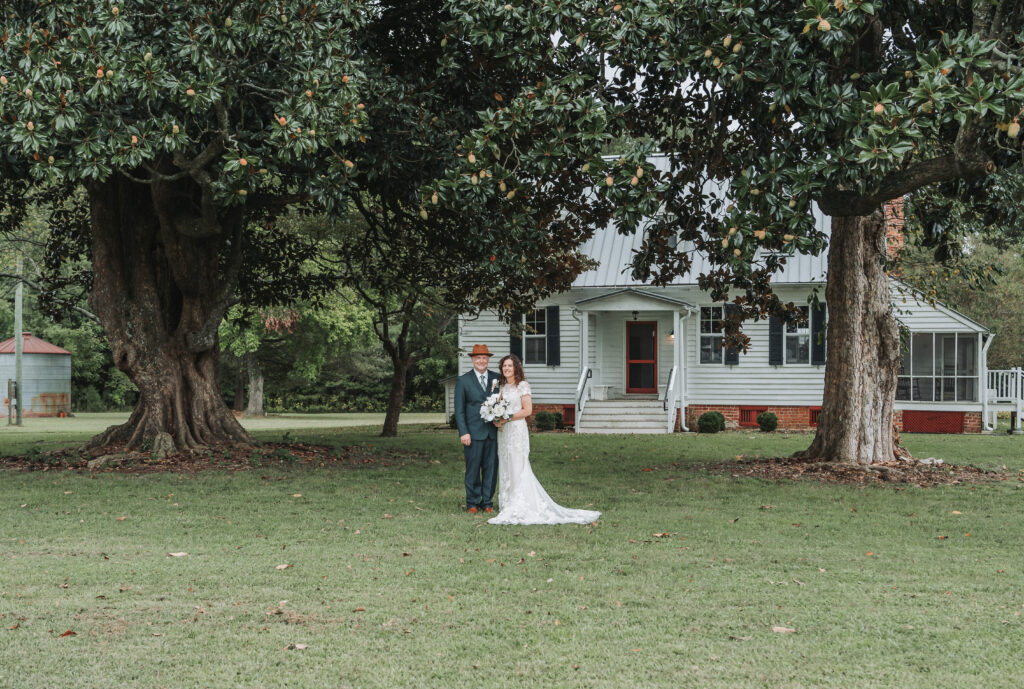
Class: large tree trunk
84,176,252,453
244,352,265,417
381,356,411,437
801,211,902,465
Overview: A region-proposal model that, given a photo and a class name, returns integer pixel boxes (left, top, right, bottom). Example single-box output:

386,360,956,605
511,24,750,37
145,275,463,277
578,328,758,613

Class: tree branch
0,272,100,323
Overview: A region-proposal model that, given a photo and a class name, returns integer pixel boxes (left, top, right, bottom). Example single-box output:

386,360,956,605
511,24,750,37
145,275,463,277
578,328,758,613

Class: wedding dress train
487,381,601,526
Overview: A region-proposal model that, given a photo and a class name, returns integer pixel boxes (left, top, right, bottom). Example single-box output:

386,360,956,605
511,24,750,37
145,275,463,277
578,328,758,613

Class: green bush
534,411,557,431
553,412,565,430
756,411,778,432
448,413,458,429
697,411,726,434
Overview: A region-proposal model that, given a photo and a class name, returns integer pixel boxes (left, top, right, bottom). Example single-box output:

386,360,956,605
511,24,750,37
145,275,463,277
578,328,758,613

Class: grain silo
0,333,72,417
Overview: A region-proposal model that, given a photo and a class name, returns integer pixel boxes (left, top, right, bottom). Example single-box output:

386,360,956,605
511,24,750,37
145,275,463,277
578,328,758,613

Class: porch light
632,310,639,321
668,330,675,341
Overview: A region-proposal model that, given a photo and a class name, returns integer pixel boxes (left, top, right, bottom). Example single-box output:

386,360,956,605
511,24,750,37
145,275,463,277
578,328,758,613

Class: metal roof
0,333,72,355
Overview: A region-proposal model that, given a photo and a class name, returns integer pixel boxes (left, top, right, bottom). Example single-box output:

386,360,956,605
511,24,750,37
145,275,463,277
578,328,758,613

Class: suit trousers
464,435,498,509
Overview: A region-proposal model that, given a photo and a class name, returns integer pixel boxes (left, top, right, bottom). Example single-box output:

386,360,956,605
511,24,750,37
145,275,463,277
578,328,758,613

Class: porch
573,289,695,434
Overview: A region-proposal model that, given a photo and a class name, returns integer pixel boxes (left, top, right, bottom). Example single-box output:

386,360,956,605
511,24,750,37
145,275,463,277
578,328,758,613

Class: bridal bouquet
480,392,513,429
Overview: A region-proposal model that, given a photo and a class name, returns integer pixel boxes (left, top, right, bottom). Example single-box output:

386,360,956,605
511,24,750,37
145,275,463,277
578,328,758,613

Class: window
896,333,978,402
700,306,724,364
785,306,810,364
523,309,546,364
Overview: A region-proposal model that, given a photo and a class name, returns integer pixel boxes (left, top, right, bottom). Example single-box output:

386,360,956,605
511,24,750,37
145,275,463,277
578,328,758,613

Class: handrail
663,366,677,412
663,366,678,433
576,368,593,412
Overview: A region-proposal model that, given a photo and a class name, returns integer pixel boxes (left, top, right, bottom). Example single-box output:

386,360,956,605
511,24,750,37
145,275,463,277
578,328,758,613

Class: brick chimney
883,197,905,259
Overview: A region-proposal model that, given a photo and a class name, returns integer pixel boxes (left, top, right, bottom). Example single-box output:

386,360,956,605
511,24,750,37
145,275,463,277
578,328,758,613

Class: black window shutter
545,305,560,366
811,303,827,365
723,304,740,366
768,316,783,366
510,312,523,361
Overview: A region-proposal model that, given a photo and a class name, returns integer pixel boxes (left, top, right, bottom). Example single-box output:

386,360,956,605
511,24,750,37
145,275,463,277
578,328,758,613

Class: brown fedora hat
468,344,495,357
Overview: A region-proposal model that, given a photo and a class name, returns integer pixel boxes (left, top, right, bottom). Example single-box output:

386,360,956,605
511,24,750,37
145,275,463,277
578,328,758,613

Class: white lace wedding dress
487,381,601,525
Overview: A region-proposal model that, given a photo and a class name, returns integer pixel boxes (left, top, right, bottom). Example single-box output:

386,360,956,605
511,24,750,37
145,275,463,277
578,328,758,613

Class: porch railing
576,368,593,416
986,368,1024,435
987,368,1024,403
663,366,678,433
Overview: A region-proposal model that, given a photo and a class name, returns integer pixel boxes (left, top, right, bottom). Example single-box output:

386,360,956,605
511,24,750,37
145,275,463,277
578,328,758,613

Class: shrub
697,411,726,434
448,413,458,429
534,411,557,431
756,411,778,433
553,412,565,430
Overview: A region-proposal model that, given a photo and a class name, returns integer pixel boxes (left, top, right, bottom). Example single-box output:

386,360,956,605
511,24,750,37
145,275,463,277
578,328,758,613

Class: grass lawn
1,420,1023,688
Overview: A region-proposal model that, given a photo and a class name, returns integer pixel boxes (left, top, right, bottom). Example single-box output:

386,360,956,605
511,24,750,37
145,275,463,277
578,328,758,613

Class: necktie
479,373,487,391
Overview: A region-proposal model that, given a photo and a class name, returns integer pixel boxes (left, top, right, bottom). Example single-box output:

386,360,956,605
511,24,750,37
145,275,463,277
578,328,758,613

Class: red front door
626,321,657,394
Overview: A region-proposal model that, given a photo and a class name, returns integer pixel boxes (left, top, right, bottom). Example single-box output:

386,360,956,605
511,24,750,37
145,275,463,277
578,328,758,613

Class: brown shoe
467,507,479,514
482,507,494,513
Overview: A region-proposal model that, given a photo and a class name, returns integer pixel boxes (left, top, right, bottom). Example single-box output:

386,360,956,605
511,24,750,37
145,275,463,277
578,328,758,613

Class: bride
487,354,600,526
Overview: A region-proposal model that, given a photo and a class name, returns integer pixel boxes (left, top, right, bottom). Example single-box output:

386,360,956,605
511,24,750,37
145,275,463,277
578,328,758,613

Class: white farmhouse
450,198,1022,435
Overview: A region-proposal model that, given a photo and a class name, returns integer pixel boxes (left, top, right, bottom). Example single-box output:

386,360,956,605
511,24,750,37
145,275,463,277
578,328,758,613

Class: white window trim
784,305,811,366
523,309,547,365
698,305,726,366
896,332,979,403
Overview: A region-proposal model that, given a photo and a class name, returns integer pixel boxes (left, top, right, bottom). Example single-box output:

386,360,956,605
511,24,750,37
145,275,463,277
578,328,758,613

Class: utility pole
13,253,23,426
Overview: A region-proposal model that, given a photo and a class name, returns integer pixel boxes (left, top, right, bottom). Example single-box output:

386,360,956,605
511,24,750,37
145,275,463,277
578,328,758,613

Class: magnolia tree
0,1,370,451
450,1,1024,464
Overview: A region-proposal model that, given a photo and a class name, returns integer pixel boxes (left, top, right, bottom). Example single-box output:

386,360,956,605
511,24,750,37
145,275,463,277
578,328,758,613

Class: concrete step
580,411,667,421
578,419,667,429
576,427,670,434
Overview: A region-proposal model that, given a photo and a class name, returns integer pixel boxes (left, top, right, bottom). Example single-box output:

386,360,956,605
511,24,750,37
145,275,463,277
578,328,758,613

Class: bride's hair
498,354,526,386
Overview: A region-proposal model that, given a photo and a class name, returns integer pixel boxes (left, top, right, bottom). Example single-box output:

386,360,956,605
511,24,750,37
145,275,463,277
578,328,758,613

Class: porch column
672,310,681,385
580,310,589,377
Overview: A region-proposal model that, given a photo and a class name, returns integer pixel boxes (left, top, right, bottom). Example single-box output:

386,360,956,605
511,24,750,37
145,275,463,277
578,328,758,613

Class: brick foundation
683,404,981,434
528,403,575,429
685,404,819,430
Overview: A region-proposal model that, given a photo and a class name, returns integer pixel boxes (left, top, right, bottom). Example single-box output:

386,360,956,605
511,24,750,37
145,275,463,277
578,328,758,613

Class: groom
454,344,499,514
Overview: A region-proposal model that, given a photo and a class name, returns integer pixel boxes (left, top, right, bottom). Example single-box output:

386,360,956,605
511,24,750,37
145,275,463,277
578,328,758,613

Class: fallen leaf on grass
8,623,20,630
63,491,72,495
952,510,962,515
653,532,670,538
285,643,308,650
728,635,753,641
353,607,366,612
116,516,127,521
58,630,76,637
865,551,874,556
167,552,187,558
383,514,393,519
275,564,292,570
771,626,796,634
